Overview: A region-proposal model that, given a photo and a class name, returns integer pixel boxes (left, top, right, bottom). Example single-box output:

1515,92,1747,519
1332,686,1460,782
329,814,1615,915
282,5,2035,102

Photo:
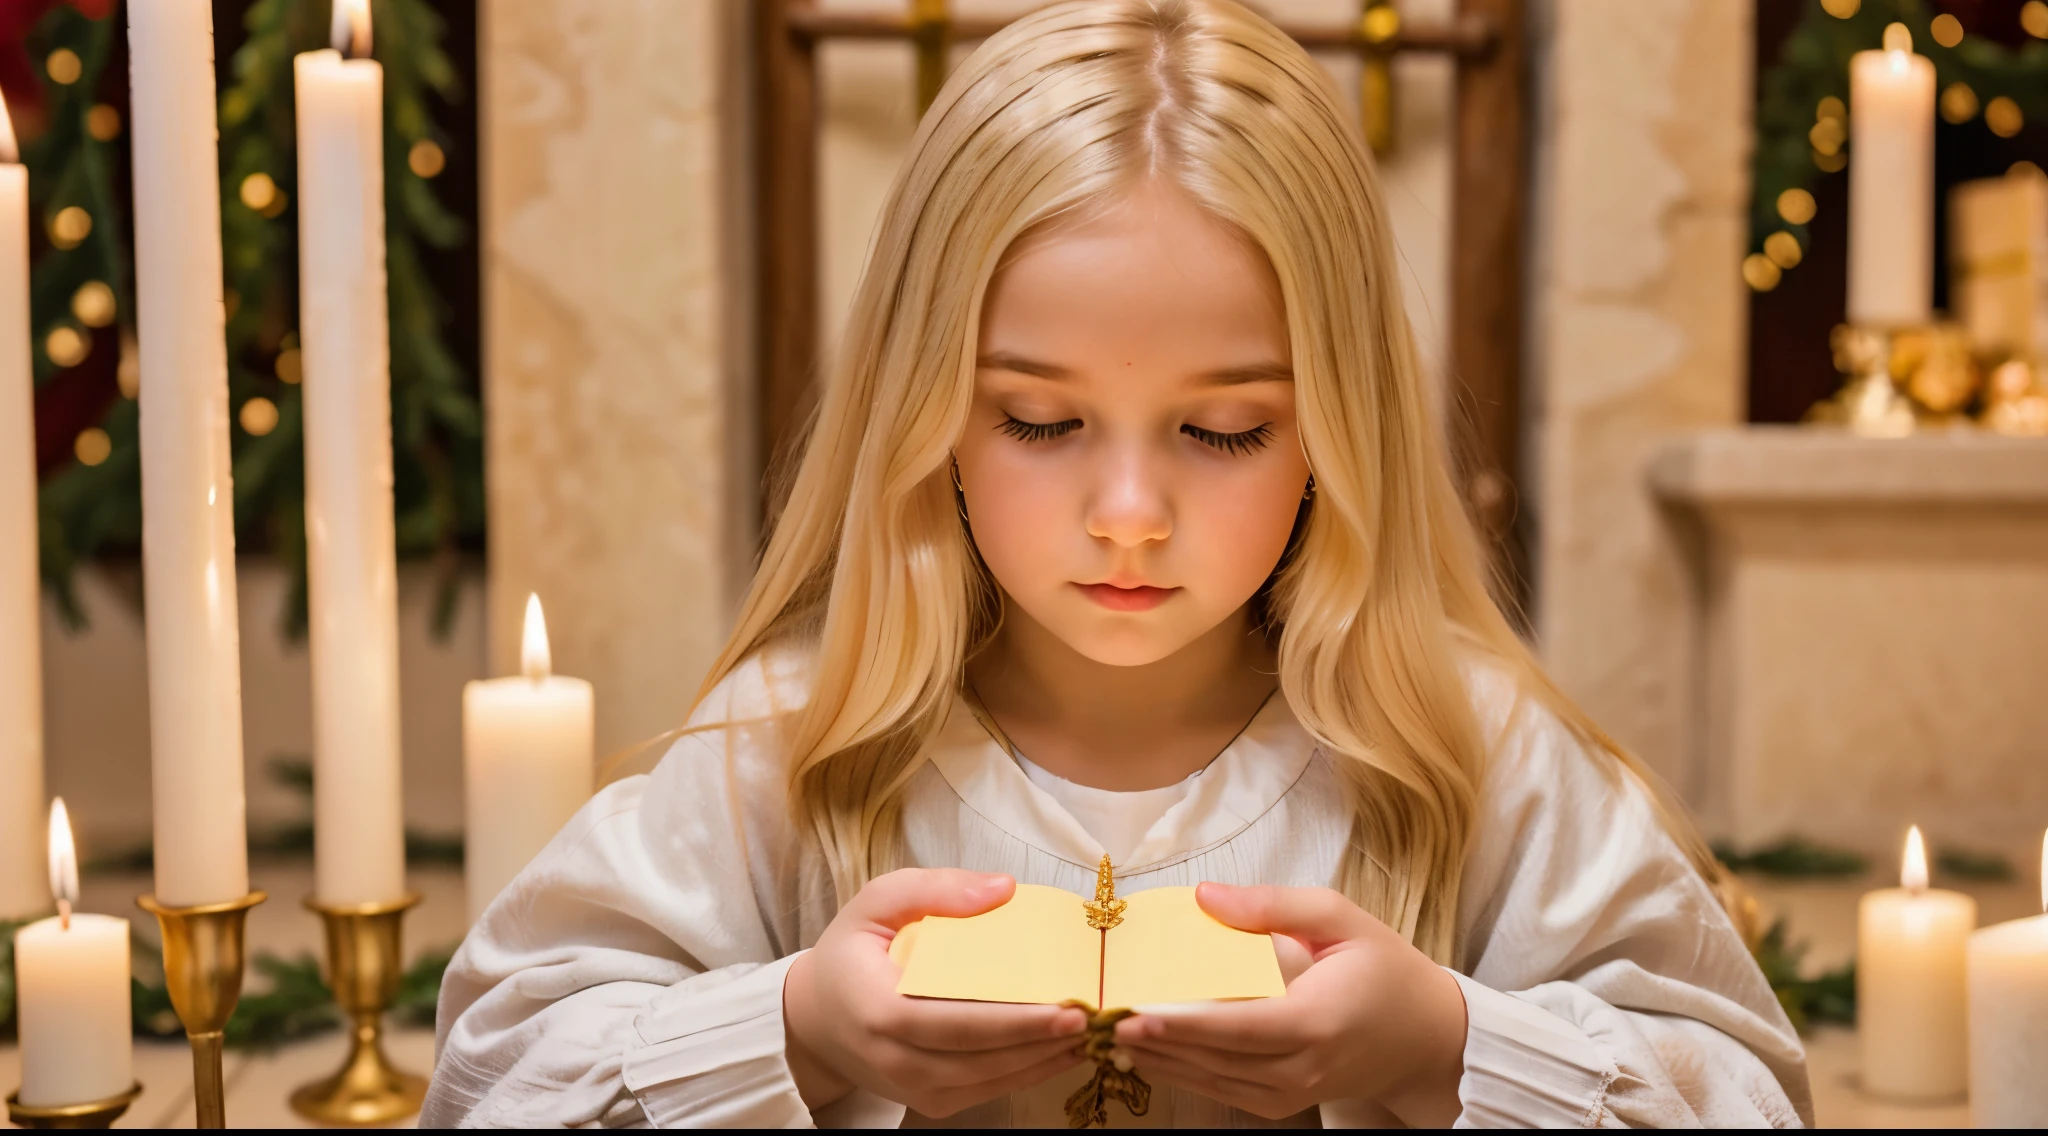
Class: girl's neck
966,603,1278,792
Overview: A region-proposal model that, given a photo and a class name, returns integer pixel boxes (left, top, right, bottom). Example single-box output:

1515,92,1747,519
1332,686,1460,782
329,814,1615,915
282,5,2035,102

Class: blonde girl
425,0,1809,1127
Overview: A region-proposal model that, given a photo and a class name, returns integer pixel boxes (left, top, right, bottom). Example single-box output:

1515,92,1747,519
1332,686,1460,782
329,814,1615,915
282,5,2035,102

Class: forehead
978,183,1290,375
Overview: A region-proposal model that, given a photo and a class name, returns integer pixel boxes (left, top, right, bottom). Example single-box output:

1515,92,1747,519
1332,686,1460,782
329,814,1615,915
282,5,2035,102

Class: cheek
954,440,1069,587
1176,461,1306,594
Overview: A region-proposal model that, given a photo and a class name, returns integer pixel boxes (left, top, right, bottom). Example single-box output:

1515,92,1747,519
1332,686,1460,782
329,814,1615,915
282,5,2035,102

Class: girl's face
955,180,1312,668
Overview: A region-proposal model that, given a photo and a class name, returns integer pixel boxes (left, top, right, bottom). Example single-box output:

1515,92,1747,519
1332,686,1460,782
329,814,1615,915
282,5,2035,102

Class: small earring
1302,474,1316,502
951,457,972,528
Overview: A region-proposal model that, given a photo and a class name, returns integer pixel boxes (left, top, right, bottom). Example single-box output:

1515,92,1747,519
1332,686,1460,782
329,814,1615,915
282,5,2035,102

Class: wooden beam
784,4,1498,56
756,0,821,497
1446,0,1530,603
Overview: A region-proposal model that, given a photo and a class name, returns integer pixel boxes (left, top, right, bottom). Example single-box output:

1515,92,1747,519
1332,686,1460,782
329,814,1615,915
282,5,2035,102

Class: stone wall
478,0,755,761
1528,0,1752,802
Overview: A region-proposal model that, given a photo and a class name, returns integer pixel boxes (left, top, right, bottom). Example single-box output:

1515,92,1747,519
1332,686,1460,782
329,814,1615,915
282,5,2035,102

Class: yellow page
894,883,1103,1005
1101,886,1287,1007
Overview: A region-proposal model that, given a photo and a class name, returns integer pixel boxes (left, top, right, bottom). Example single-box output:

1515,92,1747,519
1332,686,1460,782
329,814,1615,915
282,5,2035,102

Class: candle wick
57,896,70,931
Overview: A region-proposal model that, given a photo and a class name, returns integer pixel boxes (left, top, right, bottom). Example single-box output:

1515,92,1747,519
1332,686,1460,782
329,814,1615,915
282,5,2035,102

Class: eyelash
996,415,1274,455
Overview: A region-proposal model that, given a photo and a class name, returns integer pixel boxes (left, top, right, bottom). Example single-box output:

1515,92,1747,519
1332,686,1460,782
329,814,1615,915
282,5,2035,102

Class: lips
1075,582,1179,612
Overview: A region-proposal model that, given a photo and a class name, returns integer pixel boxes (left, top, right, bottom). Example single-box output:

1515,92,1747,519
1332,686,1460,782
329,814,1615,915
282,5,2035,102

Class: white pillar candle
127,0,250,908
462,595,593,923
1848,23,1936,328
1858,825,1975,1101
1966,832,2048,1127
14,801,134,1107
295,0,404,908
0,94,42,919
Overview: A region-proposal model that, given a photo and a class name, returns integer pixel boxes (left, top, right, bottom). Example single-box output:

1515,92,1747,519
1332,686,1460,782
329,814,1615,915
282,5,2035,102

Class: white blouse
423,648,1812,1128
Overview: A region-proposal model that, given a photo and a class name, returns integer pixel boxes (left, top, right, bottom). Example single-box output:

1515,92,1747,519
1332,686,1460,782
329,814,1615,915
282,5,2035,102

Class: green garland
31,0,480,633
1752,0,2048,284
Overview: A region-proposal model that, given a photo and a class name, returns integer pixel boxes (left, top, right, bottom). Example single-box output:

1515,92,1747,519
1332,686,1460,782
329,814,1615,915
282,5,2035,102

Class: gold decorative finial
1082,855,1126,931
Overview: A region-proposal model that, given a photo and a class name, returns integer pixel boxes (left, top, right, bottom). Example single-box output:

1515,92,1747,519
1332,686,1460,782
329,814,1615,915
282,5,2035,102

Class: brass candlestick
287,893,426,1125
5,1083,142,1129
135,890,265,1130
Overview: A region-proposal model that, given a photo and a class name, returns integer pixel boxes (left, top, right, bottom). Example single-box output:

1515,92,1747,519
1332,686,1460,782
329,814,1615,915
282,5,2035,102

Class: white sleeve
423,659,906,1129
1435,680,1813,1129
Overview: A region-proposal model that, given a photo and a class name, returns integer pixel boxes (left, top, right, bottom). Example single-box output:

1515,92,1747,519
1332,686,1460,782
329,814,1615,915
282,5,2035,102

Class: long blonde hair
695,0,1717,963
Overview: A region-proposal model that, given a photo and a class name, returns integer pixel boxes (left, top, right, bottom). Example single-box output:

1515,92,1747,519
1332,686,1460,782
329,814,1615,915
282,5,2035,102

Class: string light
239,396,279,436
2023,1,2048,40
1764,231,1804,270
1930,14,1964,48
73,427,110,467
1809,118,1846,156
1817,97,1847,123
71,281,114,327
274,348,303,384
45,48,80,85
1940,82,1980,124
1742,254,1782,292
1777,188,1817,225
1986,96,2025,138
1821,0,1859,17
240,172,278,212
1814,149,1847,173
86,104,120,141
49,206,91,249
117,332,139,399
45,325,88,368
407,139,445,178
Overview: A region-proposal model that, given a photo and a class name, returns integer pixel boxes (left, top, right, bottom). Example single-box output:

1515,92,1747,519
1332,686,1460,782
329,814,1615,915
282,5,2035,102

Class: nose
1083,447,1172,548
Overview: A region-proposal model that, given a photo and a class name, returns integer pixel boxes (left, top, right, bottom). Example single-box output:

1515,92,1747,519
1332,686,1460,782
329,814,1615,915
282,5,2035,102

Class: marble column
480,0,754,765
1527,0,1752,798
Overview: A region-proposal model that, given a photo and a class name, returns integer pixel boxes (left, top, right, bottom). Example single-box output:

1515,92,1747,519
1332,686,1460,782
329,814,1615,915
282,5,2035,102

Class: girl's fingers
1117,1037,1310,1086
1194,883,1375,951
884,998,1087,1052
1115,1000,1303,1054
915,1046,1089,1118
1121,1047,1290,1117
906,1034,1092,1089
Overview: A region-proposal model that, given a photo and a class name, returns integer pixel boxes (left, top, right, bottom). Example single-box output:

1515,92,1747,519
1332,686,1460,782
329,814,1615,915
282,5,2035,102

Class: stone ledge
1647,426,2048,506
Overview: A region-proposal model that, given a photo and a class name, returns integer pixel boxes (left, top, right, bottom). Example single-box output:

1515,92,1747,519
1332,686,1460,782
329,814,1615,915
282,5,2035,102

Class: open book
889,857,1286,1009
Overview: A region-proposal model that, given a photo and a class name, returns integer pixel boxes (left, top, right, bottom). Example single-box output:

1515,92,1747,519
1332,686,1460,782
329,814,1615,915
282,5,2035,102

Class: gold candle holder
5,1083,142,1129
134,891,266,1130
287,893,426,1126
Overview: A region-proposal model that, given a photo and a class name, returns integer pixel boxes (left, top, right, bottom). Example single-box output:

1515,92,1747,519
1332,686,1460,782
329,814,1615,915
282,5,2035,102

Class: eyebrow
975,352,1294,385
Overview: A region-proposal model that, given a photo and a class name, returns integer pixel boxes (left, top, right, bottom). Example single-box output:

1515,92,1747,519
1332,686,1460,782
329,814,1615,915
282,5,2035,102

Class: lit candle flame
0,87,18,165
331,0,372,59
1901,824,1929,893
47,798,77,929
521,593,551,681
1883,22,1913,53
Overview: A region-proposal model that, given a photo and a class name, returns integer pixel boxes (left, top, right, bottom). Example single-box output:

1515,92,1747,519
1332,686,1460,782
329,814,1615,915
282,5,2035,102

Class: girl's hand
1112,883,1468,1126
782,868,1089,1117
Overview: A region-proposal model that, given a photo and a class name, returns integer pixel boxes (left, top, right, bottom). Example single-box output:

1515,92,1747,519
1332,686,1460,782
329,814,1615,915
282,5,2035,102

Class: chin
1052,616,1198,668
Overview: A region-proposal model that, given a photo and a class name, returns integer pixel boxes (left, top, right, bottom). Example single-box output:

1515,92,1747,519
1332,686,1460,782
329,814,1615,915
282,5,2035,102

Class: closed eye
997,414,1082,443
1182,422,1274,455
